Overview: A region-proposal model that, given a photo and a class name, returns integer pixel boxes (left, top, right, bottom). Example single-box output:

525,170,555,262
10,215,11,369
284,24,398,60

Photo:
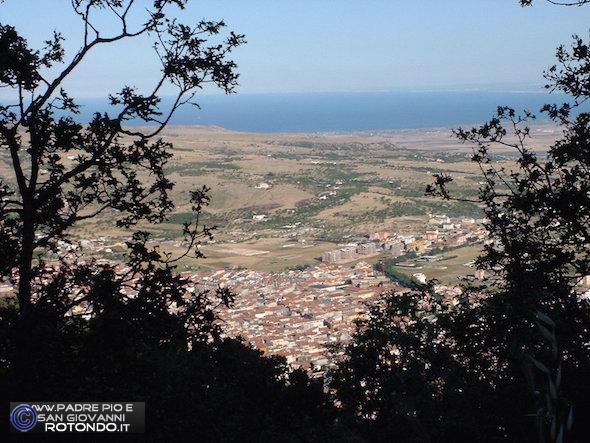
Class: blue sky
2,0,589,97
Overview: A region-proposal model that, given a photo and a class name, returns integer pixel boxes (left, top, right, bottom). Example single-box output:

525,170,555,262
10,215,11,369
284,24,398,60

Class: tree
334,2,590,441
427,15,590,440
0,0,245,318
332,286,506,442
0,4,356,439
0,278,349,441
520,0,590,6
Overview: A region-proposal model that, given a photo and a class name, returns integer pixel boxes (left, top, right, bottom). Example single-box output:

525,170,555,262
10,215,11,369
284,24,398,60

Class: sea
72,90,573,133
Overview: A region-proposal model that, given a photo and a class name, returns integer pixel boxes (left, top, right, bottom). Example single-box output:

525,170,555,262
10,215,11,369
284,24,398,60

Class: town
187,214,490,374
0,214,502,371
2,212,589,376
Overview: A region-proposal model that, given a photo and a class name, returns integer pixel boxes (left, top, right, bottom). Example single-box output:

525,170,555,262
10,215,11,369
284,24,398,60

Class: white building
412,273,427,285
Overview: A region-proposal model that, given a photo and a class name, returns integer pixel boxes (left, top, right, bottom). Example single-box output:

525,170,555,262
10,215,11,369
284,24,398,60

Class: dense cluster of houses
2,213,590,374
187,261,405,373
321,215,489,265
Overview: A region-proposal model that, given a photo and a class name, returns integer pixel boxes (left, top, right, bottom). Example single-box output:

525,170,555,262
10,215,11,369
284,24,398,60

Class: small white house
412,273,427,285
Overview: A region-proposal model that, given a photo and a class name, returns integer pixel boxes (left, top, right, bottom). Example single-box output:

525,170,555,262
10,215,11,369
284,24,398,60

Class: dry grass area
160,237,335,273
0,124,560,273
392,245,483,285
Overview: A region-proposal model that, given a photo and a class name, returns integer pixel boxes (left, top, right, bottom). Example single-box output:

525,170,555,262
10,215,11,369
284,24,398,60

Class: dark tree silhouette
334,2,590,442
0,0,247,410
426,11,590,439
0,0,244,318
520,0,590,5
0,281,349,441
0,3,354,440
332,286,503,442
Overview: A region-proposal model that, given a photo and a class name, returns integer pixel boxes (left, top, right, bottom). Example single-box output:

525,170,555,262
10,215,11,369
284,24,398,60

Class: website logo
10,404,37,432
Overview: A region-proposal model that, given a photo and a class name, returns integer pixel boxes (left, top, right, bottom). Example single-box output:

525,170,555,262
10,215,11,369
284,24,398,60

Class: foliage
0,0,245,316
0,3,353,440
520,0,590,5
334,3,590,441
375,259,418,288
0,294,351,441
332,286,525,442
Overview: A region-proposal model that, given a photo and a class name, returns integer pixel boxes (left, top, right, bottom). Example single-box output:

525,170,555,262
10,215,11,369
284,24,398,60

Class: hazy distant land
1,123,558,283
